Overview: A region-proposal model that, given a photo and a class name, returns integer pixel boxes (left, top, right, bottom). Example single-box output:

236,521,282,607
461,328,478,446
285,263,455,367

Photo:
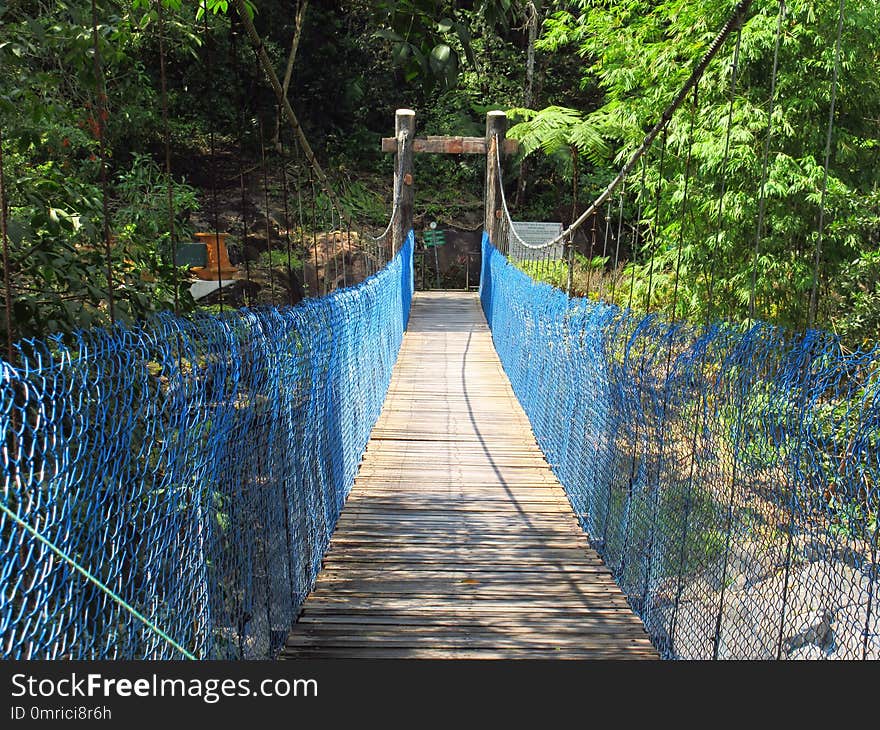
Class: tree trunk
273,0,309,152
515,2,538,208
231,0,349,225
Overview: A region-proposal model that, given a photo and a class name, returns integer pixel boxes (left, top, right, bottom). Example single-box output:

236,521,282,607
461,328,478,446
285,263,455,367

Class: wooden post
393,109,415,255
565,233,575,297
484,110,507,247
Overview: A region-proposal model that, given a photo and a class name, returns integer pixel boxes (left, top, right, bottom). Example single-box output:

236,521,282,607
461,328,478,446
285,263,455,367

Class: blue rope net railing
481,234,879,660
0,232,414,659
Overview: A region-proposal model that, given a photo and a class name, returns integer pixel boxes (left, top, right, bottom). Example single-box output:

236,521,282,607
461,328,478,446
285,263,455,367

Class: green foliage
258,247,302,271
6,0,877,347
523,0,880,337
508,105,609,167
0,0,206,341
112,154,200,315
372,0,526,89
513,252,611,296
337,179,388,226
827,494,878,542
828,246,880,346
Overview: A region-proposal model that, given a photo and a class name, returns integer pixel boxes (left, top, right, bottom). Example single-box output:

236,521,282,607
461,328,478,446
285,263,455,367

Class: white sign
508,221,565,261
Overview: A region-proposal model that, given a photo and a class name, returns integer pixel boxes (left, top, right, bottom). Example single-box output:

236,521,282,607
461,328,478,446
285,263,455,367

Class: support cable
707,26,742,323
645,129,668,313
0,500,196,660
0,128,13,363
258,120,278,305
494,0,755,254
202,1,224,311
156,0,179,315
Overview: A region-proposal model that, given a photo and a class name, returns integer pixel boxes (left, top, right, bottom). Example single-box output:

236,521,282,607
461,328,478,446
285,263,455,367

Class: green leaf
391,41,411,65
428,43,459,86
429,43,453,73
375,28,402,42
455,21,477,68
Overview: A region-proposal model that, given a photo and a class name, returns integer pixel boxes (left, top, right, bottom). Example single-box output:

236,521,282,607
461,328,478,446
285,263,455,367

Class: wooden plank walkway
282,291,657,659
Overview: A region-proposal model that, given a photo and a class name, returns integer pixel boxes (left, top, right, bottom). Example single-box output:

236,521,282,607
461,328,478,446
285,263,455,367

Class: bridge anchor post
484,110,507,250
393,109,415,255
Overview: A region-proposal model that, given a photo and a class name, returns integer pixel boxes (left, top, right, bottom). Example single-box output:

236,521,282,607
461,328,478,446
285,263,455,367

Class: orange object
192,232,238,281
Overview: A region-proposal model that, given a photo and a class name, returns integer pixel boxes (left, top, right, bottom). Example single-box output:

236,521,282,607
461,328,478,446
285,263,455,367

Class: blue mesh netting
481,234,880,660
0,233,414,659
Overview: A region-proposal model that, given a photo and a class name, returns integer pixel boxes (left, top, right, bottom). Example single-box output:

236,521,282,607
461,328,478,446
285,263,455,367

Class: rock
801,539,829,563
783,608,835,653
787,643,826,660
635,534,876,660
714,593,778,659
249,215,281,236
832,544,865,570
301,262,319,298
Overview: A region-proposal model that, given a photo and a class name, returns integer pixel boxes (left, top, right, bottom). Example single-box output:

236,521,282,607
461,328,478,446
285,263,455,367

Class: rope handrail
365,128,409,244
493,0,755,252
494,135,562,253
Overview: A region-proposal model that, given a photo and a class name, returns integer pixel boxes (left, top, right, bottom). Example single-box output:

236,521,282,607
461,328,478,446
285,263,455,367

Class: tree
524,0,880,338
0,0,205,341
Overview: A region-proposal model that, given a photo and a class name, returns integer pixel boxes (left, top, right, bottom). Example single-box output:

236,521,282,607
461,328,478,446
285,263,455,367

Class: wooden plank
326,537,589,549
307,584,628,597
299,604,630,626
301,596,636,611
324,543,592,554
282,292,657,661
322,558,605,570
308,564,622,582
287,630,651,650
282,647,657,659
380,136,520,155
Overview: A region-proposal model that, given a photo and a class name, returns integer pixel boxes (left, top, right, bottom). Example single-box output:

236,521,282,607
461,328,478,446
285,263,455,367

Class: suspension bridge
1,0,878,660
282,290,656,659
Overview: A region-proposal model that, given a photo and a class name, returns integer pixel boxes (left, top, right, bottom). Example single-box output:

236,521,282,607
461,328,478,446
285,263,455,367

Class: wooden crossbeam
381,135,519,155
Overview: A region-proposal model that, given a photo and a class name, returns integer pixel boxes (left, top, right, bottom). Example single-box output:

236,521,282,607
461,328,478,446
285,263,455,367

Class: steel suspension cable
669,84,700,325
0,500,196,659
293,156,307,286
584,209,597,297
645,129,668,313
494,0,755,255
278,120,296,305
258,120,278,305
231,12,253,307
706,26,743,324
202,0,224,311
309,169,319,294
599,207,612,299
0,128,13,363
627,157,648,311
609,187,625,303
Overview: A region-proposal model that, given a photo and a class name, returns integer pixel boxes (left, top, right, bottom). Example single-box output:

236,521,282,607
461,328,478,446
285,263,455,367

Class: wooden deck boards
282,291,657,660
